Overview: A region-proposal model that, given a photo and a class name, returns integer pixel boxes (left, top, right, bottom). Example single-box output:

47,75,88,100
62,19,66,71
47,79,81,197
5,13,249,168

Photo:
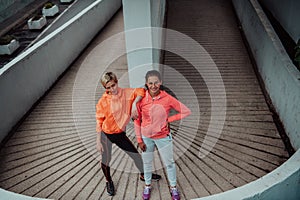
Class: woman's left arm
168,96,191,123
131,88,145,119
131,96,142,119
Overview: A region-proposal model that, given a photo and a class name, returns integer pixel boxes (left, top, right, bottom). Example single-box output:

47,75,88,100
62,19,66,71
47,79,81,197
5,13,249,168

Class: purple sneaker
170,187,180,200
142,186,151,200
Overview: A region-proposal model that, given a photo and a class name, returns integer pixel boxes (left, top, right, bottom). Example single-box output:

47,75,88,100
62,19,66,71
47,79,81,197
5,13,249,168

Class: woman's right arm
96,100,105,153
96,132,103,153
134,102,146,152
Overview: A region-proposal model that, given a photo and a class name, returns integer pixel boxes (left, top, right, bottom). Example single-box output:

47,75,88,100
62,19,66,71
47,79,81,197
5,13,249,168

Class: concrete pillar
122,0,164,87
122,0,153,87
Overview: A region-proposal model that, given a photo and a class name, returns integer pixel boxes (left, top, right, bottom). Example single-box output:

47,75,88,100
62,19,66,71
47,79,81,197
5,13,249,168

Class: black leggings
100,131,144,182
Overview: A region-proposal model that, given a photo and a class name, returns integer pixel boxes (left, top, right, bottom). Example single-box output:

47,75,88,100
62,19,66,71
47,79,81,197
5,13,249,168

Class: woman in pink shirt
134,70,191,200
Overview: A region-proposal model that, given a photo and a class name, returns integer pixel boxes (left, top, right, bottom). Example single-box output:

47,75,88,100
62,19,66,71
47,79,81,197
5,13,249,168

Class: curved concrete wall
0,0,122,143
191,0,300,199
232,0,300,150
34,0,96,43
0,188,49,200
193,149,300,200
259,0,300,43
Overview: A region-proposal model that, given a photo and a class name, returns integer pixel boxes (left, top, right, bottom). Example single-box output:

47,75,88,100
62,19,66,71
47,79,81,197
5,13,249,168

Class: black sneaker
140,174,161,181
106,181,115,196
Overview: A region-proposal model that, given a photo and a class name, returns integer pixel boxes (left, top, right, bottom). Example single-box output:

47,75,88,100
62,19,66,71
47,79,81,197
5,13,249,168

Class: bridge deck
0,0,289,199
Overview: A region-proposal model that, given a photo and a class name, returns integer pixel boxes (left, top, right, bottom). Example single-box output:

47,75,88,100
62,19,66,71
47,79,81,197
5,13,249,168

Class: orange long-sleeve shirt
134,90,191,143
96,87,145,134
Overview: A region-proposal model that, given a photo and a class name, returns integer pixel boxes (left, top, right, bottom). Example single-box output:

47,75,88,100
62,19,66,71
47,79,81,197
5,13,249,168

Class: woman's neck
149,90,160,98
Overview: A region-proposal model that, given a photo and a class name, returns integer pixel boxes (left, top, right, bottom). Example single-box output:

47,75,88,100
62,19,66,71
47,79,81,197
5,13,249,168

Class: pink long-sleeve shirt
134,90,191,143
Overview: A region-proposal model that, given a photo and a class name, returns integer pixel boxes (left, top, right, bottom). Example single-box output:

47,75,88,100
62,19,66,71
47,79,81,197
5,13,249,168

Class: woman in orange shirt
95,72,161,196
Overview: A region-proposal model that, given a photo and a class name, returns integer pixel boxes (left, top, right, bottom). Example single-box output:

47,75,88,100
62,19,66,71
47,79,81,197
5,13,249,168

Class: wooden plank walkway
0,0,289,199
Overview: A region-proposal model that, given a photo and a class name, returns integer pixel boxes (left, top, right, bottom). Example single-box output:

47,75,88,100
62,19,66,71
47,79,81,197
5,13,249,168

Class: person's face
105,80,118,95
146,76,162,97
